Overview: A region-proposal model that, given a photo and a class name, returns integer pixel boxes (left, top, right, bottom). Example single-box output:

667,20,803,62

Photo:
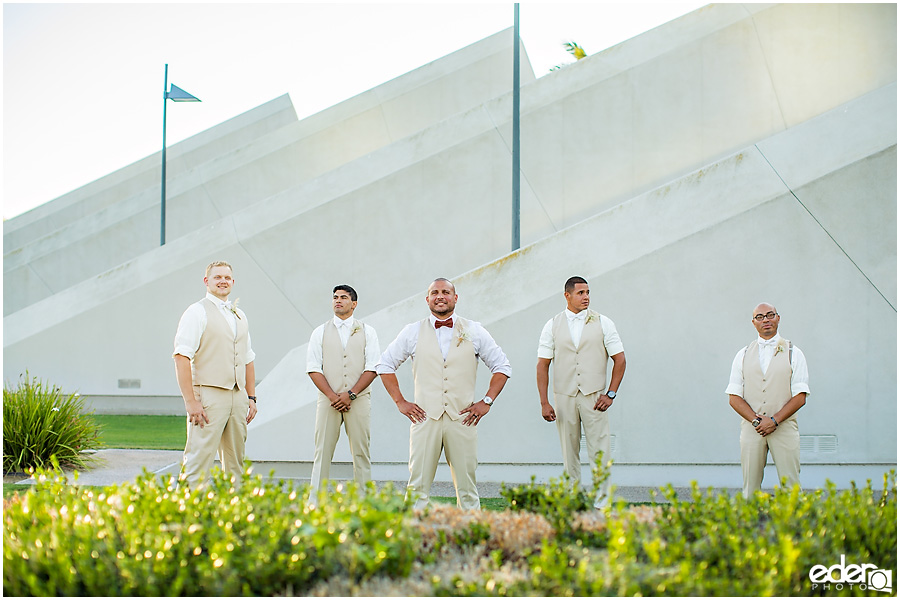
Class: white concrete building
4,4,896,488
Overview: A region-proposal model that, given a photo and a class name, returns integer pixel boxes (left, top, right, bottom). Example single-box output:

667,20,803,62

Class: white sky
2,2,706,220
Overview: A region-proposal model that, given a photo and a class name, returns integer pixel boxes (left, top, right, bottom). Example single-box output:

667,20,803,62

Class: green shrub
3,465,419,596
500,451,611,538
3,373,102,473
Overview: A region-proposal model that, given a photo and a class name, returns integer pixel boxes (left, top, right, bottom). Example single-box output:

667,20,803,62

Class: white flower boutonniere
350,323,362,337
773,340,787,356
456,330,472,347
229,298,241,320
584,312,598,325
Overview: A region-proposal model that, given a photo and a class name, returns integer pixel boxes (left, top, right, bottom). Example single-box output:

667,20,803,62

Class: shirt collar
206,292,230,308
566,308,587,321
758,334,782,346
429,314,456,326
333,315,354,328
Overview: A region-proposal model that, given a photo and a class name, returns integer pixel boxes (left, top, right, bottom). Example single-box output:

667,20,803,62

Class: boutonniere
350,323,362,337
229,298,241,320
773,340,787,356
584,312,598,325
456,330,472,347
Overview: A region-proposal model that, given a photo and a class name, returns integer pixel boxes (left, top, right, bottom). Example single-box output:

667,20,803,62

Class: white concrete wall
3,29,533,315
3,4,895,486
245,84,896,488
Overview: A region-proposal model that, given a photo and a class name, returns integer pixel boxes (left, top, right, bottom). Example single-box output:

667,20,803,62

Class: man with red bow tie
376,278,511,510
726,302,809,498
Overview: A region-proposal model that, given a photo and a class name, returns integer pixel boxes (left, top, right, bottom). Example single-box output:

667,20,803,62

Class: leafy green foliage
3,374,102,472
500,451,611,538
3,465,418,596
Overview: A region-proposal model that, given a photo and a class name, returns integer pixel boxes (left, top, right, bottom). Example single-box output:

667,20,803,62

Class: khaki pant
555,389,611,500
740,418,800,497
408,412,479,511
181,385,249,486
310,392,372,494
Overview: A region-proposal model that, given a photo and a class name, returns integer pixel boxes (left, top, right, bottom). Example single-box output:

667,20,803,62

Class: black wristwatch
348,390,358,401
248,395,257,403
606,390,617,400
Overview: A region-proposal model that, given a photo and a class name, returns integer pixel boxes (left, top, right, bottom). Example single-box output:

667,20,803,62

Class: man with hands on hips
376,278,511,510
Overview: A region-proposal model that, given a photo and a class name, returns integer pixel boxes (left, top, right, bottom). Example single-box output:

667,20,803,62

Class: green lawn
92,415,185,450
432,496,509,511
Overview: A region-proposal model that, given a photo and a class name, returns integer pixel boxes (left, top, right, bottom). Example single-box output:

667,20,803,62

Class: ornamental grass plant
3,373,102,473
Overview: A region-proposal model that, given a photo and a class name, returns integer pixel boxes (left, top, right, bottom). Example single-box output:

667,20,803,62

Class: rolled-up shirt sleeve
173,303,205,359
724,347,746,397
471,321,512,378
601,315,625,356
364,324,381,372
306,325,326,374
790,347,811,397
537,319,554,360
375,323,418,375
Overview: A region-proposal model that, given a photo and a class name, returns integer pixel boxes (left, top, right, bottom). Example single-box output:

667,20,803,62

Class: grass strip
91,415,185,450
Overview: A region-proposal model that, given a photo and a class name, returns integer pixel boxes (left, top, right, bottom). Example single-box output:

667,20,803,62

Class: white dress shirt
306,315,381,374
173,292,256,362
536,309,624,359
375,314,512,377
725,334,810,398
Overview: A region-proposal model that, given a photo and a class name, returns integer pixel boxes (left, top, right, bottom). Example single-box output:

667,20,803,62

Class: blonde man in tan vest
173,261,258,486
306,285,380,497
376,278,511,511
537,276,626,506
727,302,809,498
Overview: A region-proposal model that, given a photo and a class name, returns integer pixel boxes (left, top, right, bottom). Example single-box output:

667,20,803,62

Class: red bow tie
434,318,453,329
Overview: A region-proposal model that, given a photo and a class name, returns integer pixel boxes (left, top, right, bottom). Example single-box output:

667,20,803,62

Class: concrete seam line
755,144,896,313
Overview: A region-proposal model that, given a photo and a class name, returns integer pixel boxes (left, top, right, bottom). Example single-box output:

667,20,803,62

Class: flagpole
161,64,169,246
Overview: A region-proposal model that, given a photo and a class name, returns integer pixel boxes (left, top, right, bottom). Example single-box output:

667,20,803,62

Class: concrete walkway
6,449,721,502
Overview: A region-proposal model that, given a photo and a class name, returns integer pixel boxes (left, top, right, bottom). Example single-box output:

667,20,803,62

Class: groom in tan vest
377,278,511,510
173,261,257,486
306,285,380,496
726,302,809,498
536,276,626,504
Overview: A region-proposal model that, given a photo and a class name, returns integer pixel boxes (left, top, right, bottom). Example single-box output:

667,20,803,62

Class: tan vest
551,310,609,397
412,318,478,421
193,299,249,390
742,339,795,422
321,319,370,397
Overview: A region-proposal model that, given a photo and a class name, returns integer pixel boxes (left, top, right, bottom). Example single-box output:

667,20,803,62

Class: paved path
8,449,724,502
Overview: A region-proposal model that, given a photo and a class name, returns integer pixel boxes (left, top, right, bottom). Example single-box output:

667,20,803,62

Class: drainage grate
117,379,141,389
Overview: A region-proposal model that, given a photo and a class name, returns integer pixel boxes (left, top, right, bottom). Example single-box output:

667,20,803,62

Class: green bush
3,465,418,596
3,373,102,473
500,451,611,538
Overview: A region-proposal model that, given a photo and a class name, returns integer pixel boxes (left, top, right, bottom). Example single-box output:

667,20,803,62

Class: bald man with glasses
726,303,810,498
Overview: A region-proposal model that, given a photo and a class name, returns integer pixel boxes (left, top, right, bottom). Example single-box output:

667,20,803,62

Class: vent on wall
580,434,616,463
799,435,838,453
118,379,141,389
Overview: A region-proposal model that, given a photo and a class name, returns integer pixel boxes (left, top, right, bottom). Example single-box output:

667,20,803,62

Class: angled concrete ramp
247,84,896,486
3,4,895,487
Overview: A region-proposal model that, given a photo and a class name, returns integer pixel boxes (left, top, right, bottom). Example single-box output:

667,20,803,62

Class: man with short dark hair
307,285,380,496
376,278,511,510
536,276,625,505
727,302,809,498
173,261,257,486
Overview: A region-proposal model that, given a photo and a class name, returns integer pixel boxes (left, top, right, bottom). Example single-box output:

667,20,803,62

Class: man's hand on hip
460,401,490,427
397,399,427,424
594,394,613,412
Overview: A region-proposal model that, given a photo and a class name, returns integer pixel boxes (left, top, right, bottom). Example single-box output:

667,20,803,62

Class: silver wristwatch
606,390,617,400
483,396,494,406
